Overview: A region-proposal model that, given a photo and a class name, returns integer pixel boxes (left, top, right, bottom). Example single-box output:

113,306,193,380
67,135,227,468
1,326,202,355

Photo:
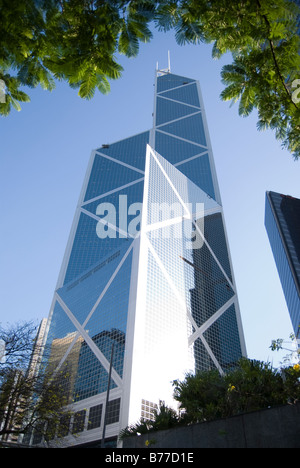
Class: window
88,404,103,430
141,399,158,421
106,398,120,425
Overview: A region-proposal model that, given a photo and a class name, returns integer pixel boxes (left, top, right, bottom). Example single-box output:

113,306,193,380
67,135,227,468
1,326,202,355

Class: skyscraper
265,191,300,341
36,68,246,447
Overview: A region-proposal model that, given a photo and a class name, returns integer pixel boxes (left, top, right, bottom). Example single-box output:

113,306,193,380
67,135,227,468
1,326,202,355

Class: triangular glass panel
53,334,86,404
83,179,144,217
95,131,149,171
151,148,220,216
43,300,79,367
155,130,207,165
83,180,144,242
146,149,189,225
83,249,133,378
157,74,195,93
193,336,218,373
160,83,201,107
84,153,143,203
159,113,207,146
176,154,216,200
147,217,234,333
156,96,199,126
58,242,132,326
203,303,242,371
188,237,235,328
63,211,132,285
73,341,117,402
145,148,231,321
201,212,233,283
142,248,193,379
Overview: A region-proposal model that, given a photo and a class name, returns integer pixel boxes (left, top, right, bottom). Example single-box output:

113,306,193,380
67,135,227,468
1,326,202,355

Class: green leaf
269,22,286,40
0,100,11,116
10,96,22,112
118,21,140,57
78,70,97,100
97,77,110,95
10,90,31,103
238,86,256,117
220,83,243,102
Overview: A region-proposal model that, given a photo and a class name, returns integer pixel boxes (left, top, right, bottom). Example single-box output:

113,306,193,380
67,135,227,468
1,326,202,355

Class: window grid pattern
265,191,300,336
39,72,245,447
42,128,148,444
147,71,244,381
142,146,242,391
88,404,103,430
141,399,158,421
106,398,121,425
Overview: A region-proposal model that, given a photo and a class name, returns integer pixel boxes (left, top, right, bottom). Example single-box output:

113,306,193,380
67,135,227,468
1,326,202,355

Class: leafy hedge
120,358,300,439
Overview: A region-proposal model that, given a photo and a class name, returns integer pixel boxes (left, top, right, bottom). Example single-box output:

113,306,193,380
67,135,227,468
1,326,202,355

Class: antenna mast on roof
156,51,171,76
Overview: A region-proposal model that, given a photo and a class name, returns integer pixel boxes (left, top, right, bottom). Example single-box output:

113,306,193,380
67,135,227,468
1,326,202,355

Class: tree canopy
0,0,299,158
172,358,300,424
119,358,300,442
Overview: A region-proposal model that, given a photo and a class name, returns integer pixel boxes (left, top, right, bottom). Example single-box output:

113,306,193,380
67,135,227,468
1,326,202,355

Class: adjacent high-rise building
34,68,246,447
265,191,300,341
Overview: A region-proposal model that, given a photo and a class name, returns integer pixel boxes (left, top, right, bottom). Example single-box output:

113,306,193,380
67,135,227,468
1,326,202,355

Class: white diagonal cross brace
52,240,136,389
55,293,123,388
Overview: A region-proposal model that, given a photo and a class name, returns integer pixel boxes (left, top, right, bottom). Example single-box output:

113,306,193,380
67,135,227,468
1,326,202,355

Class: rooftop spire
156,51,171,76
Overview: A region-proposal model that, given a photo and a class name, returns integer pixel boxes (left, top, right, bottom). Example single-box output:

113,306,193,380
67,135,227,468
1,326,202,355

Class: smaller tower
265,191,300,342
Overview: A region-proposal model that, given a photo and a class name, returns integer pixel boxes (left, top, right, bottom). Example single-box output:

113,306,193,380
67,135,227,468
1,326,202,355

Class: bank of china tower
41,69,246,447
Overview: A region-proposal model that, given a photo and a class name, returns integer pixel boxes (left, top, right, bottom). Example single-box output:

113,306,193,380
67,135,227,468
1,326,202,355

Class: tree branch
256,0,299,110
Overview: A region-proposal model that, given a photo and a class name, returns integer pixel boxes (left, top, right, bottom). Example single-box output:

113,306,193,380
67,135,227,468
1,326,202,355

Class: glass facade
33,71,246,447
265,191,300,339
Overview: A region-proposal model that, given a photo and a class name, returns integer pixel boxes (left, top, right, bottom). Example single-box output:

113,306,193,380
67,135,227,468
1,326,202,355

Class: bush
119,401,182,441
173,358,300,423
119,359,300,440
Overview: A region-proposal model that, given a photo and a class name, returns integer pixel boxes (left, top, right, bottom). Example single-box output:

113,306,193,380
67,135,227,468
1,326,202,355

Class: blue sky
0,29,299,367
